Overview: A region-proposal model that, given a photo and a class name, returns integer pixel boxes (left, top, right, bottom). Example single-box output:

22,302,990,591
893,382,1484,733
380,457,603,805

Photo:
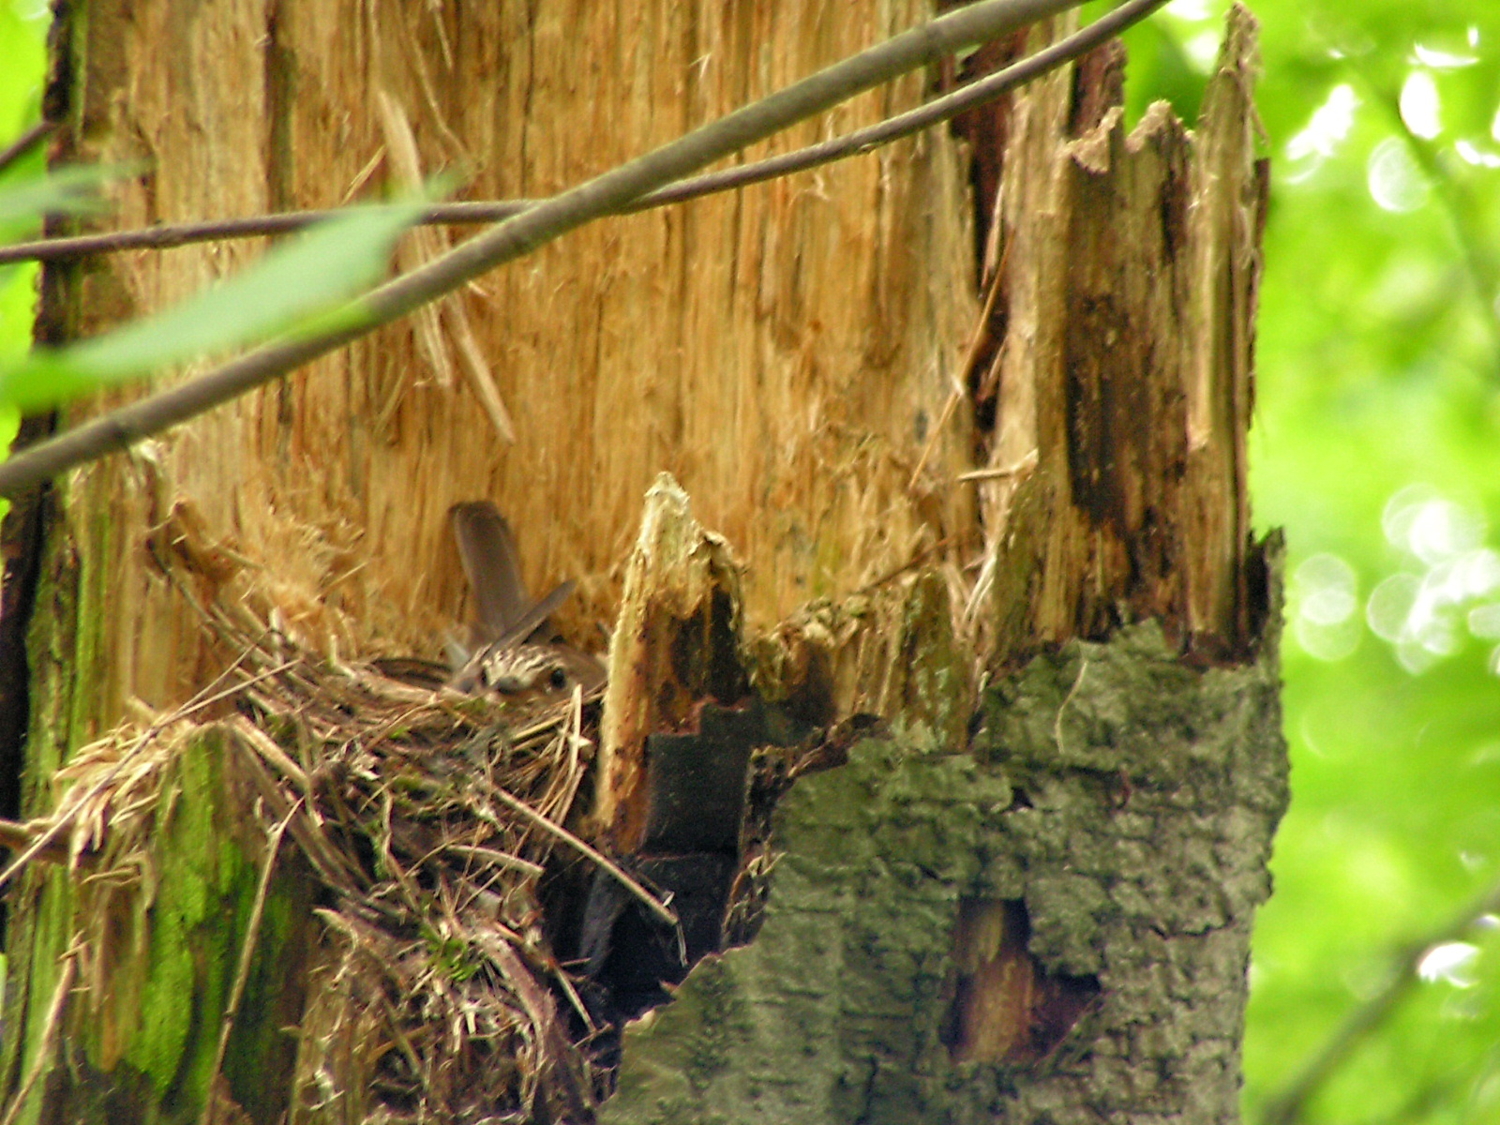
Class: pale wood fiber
57,0,980,731
972,10,1263,660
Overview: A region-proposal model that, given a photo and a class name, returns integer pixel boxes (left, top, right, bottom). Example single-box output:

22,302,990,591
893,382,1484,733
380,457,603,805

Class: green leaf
0,199,427,413
0,164,126,238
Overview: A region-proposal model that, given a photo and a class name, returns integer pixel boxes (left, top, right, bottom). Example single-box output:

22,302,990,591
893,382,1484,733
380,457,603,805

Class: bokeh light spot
1417,941,1479,987
1399,71,1441,139
1367,137,1430,212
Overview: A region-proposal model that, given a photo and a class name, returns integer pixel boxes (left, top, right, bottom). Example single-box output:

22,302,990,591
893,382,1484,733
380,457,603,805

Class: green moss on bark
4,728,316,1125
604,621,1286,1125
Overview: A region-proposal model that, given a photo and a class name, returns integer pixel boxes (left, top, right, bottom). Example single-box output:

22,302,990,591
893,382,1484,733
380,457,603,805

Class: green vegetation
0,196,425,412
0,0,44,459
4,0,1498,1120
1111,2,1500,1120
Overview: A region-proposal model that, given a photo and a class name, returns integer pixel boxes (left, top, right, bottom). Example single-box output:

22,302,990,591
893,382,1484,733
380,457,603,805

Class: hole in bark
940,897,1100,1065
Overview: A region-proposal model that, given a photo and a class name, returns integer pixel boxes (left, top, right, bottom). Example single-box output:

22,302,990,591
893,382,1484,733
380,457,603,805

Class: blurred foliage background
1105,1,1500,1121
2,0,1498,1122
0,0,45,400
1103,2,1500,1122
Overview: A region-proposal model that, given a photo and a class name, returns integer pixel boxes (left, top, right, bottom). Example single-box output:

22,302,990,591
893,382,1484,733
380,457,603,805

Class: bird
447,501,606,706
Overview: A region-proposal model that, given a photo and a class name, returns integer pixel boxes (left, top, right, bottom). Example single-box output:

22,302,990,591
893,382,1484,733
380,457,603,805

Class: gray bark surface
606,618,1286,1124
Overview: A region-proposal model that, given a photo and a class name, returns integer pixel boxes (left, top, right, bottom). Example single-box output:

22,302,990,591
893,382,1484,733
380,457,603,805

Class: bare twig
0,120,54,177
483,779,679,930
0,937,81,1125
441,842,545,878
0,0,1085,497
0,0,1165,270
0,201,481,265
199,800,299,1125
1260,873,1500,1125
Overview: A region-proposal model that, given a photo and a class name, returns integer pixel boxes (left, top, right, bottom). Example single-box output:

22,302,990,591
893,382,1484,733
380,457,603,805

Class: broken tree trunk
0,1,1278,1122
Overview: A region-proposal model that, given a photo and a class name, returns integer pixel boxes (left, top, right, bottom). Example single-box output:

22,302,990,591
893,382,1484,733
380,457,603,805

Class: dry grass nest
5,620,623,1124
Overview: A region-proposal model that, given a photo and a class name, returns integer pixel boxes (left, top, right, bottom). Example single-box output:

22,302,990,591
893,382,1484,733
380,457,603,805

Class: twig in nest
482,776,678,931
0,936,82,1125
199,800,300,1125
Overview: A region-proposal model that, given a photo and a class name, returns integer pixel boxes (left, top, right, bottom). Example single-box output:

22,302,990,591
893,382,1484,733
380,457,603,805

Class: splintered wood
43,0,979,744
38,5,1262,753
597,475,747,853
973,8,1265,662
17,3,1274,1122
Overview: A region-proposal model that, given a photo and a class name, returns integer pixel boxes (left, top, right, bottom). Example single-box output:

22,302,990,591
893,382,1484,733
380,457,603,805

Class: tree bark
605,618,1285,1123
0,1,1277,1123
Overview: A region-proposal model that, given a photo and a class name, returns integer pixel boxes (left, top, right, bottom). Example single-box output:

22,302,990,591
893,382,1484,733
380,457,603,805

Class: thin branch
0,202,488,265
0,0,1165,268
0,937,81,1125
0,120,54,178
483,778,680,931
1260,872,1500,1125
0,0,1083,497
198,800,298,1125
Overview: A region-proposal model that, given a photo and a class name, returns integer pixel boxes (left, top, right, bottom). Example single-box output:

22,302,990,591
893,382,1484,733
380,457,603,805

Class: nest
8,620,630,1124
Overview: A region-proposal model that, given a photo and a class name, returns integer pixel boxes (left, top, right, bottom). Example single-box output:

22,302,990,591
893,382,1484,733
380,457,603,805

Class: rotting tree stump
0,4,1278,1123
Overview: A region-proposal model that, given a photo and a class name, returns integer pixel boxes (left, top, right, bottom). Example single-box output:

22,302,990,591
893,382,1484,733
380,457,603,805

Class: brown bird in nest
447,501,606,705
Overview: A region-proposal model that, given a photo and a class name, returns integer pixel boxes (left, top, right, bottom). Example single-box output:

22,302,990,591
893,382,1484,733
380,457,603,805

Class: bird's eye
548,667,568,689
